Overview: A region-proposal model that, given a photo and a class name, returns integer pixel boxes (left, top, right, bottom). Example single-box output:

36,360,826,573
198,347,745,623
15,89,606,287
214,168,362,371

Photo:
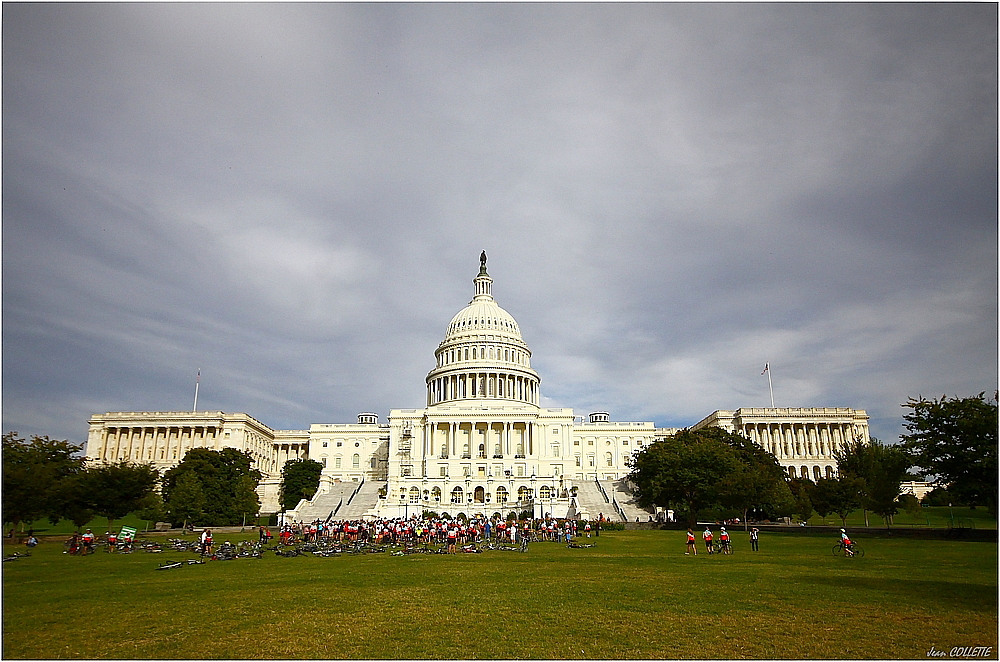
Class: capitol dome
425,254,540,406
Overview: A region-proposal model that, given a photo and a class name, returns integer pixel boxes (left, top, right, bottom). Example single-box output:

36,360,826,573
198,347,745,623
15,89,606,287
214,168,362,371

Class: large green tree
787,478,815,523
166,472,206,529
835,438,912,529
161,448,262,526
2,432,85,532
279,459,324,511
712,427,794,527
901,393,998,515
629,427,793,527
810,475,863,527
79,462,159,533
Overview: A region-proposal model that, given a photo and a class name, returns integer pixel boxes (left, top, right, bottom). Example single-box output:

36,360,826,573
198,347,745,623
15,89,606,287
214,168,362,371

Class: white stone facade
85,255,870,517
690,407,870,481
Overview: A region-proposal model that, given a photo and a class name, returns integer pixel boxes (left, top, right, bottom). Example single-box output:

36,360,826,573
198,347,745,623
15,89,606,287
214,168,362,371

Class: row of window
319,440,373,448
450,317,518,334
399,484,563,505
571,438,646,447
436,343,528,367
789,465,835,480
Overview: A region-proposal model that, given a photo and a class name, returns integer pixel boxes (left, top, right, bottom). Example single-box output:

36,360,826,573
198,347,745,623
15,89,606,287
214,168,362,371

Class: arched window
813,466,822,481
409,487,420,504
451,487,464,504
518,486,532,500
431,487,442,502
825,466,834,478
539,485,552,499
605,452,613,467
353,454,360,468
335,456,342,468
496,486,508,503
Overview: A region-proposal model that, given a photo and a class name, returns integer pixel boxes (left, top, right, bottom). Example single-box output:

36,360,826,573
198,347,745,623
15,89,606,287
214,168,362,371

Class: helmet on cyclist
840,528,845,532
720,527,726,531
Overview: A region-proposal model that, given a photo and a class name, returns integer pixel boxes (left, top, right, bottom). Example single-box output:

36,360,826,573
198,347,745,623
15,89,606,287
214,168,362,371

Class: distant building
691,407,870,481
86,255,870,520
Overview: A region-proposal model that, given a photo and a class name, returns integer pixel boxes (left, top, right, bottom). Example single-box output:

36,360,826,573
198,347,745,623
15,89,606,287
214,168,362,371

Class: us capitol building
85,254,871,521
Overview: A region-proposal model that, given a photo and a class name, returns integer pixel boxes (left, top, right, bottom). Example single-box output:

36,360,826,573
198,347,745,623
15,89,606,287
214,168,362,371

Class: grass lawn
3,530,996,659
801,506,997,530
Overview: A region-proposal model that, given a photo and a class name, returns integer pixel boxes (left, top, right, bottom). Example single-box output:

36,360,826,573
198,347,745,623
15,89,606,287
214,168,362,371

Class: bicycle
832,542,864,558
712,540,733,555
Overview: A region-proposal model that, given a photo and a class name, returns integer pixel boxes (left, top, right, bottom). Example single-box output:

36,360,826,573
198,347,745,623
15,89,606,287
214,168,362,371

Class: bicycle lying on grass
3,551,31,562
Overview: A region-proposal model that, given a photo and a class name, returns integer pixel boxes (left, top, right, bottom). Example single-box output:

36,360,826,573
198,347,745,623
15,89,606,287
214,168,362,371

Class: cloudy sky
4,3,996,448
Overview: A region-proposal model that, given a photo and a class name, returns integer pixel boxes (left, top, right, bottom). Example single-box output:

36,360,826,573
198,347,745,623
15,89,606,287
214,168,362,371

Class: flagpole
193,369,201,412
763,363,774,408
767,367,774,408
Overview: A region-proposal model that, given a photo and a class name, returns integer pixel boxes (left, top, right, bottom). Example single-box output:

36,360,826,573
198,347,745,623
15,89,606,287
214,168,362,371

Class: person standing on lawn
749,527,759,551
686,528,697,555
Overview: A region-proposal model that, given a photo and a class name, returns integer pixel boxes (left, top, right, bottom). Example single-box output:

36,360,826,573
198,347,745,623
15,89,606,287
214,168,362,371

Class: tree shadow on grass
804,575,998,613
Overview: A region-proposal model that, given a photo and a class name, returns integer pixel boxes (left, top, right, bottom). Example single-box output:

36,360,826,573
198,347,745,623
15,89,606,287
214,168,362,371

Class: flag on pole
761,363,769,375
196,369,201,383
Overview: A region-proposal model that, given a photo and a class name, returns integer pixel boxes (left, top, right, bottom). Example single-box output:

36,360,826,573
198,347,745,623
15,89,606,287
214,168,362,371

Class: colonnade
93,422,286,474
423,420,534,459
427,372,538,405
742,422,864,460
97,425,220,465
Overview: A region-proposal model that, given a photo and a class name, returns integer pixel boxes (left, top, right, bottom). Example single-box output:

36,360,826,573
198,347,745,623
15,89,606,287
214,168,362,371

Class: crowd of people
268,514,605,552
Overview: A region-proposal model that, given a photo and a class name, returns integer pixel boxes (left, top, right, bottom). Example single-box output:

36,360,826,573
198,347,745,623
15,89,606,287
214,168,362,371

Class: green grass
801,505,997,529
3,530,996,659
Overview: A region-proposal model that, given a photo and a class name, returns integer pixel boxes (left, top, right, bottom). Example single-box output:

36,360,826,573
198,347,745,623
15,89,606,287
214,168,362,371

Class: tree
709,427,793,528
896,493,922,520
2,432,85,533
161,448,262,526
901,393,998,516
279,459,324,512
134,491,168,530
835,438,912,529
233,474,262,528
810,475,864,527
628,429,744,526
788,478,815,523
167,472,206,529
921,486,957,507
48,473,94,531
79,462,159,533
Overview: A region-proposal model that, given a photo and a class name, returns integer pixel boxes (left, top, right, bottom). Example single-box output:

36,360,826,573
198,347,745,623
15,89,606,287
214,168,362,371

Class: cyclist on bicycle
840,528,855,557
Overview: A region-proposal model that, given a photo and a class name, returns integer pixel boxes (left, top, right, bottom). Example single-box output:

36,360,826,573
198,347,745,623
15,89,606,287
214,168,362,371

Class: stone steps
572,480,615,521
334,481,385,519
291,482,359,522
608,479,656,523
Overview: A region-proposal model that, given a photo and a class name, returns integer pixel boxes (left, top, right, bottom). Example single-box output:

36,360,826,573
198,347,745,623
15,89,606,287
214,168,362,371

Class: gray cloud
4,3,996,445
